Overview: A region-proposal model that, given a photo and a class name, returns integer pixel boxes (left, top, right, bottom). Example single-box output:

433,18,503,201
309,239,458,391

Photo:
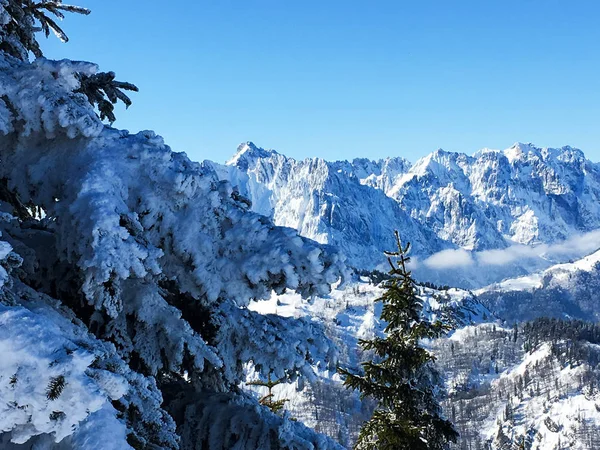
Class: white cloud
422,229,600,271
422,248,474,270
543,229,600,257
477,244,540,266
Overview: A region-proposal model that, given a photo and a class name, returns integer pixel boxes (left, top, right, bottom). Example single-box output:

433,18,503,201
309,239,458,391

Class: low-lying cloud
420,229,600,270
422,248,474,270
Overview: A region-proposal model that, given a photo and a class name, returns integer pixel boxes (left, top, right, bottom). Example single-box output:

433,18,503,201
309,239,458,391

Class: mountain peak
503,142,586,164
236,141,258,154
503,142,541,162
227,142,279,168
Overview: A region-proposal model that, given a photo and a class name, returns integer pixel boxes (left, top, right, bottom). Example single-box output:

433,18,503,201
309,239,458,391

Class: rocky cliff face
388,144,600,250
213,142,600,278
210,142,450,269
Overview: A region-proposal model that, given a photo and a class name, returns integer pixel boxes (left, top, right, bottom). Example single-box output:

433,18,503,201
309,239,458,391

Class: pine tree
339,231,458,449
247,372,290,414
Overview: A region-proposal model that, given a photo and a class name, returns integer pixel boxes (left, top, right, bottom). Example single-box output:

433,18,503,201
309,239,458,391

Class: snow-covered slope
434,321,600,449
479,249,600,293
246,279,491,446
477,250,600,322
248,279,600,449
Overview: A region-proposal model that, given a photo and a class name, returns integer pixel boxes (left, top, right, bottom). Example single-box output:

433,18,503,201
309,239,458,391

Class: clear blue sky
42,0,600,163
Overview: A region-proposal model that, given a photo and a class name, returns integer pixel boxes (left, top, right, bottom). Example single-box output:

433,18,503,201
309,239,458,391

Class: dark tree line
433,318,600,450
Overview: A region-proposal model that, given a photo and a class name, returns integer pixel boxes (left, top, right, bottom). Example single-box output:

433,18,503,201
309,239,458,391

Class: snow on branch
216,301,338,385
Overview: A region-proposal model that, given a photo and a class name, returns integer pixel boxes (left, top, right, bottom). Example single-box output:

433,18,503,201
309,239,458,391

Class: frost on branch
0,109,343,317
0,55,102,138
0,303,126,445
0,17,138,125
216,301,338,386
0,276,178,448
75,71,139,123
0,0,90,61
169,390,344,450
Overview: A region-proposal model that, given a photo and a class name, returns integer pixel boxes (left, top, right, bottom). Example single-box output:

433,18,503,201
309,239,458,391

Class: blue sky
42,0,600,163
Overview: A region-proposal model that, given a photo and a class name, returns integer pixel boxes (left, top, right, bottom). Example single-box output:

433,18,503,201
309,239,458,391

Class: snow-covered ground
433,323,600,449
478,248,600,294
247,275,600,449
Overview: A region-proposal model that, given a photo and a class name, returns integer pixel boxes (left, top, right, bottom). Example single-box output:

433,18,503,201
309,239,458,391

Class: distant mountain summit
211,142,600,278
226,141,279,170
362,142,599,250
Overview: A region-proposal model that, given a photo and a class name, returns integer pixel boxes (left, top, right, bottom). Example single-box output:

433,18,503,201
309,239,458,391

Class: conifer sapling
339,230,458,450
247,372,290,415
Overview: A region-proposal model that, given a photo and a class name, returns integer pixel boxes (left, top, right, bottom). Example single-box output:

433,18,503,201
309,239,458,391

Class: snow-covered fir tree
0,0,138,123
0,4,348,449
339,231,458,450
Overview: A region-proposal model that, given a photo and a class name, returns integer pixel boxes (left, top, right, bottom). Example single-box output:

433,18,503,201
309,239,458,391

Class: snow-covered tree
0,0,90,60
75,71,138,123
339,231,458,450
0,1,137,122
0,13,347,449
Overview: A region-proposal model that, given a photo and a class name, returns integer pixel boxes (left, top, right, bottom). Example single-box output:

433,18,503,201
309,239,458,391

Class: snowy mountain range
209,144,449,271
212,141,600,287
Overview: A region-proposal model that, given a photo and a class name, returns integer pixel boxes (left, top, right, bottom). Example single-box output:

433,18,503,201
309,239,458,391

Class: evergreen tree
339,231,458,449
0,52,348,446
247,372,290,414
